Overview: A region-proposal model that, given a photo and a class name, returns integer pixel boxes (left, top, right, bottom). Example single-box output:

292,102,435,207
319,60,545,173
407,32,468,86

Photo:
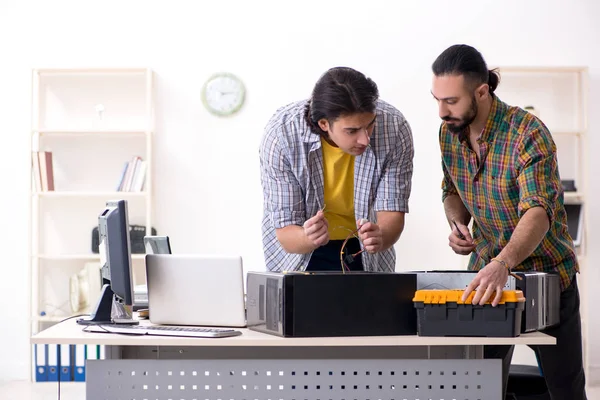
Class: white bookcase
29,68,155,371
494,66,589,372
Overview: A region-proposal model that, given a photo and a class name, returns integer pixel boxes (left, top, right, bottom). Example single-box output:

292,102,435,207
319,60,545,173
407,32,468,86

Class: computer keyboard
83,324,242,338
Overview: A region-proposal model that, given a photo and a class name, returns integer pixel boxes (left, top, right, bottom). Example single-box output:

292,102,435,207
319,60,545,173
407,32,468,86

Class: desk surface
31,318,556,347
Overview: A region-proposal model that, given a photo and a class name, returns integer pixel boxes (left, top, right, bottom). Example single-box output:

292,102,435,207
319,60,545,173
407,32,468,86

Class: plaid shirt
260,99,414,272
440,96,578,291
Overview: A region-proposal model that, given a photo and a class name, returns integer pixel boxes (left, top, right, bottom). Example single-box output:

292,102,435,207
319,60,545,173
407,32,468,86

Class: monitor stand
76,284,139,326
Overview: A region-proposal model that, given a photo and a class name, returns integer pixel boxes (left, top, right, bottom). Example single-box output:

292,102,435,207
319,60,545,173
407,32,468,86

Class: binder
47,344,59,382
87,344,99,362
60,345,71,382
74,344,86,382
34,344,47,382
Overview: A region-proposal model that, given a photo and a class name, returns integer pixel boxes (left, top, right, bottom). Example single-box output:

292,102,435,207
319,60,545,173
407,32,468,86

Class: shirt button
478,205,482,209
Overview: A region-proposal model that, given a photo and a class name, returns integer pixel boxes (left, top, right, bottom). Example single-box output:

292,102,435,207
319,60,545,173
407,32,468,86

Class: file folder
47,344,58,382
74,344,86,382
59,345,71,382
87,344,98,362
34,344,47,382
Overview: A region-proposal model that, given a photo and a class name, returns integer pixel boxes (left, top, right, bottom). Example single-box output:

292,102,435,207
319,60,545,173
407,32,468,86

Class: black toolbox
413,289,525,337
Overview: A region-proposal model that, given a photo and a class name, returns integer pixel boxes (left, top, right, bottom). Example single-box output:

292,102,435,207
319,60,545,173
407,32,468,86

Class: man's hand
449,221,476,255
462,260,509,307
357,219,383,253
302,210,329,249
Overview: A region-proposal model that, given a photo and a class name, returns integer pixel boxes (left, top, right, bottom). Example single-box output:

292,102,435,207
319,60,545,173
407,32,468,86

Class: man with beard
260,67,414,273
431,44,586,399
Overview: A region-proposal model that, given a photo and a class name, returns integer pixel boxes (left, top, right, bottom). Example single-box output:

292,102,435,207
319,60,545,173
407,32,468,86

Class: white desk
32,319,555,400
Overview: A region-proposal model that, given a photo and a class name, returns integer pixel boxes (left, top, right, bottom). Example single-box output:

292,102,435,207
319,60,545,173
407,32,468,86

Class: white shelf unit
28,68,155,378
494,66,589,372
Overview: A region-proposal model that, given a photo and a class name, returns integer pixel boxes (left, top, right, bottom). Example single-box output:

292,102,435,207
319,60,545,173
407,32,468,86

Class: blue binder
74,344,86,382
47,344,59,382
59,345,71,382
34,344,47,382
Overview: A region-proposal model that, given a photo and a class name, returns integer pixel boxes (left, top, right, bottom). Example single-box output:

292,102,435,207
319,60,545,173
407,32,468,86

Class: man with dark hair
431,44,586,399
260,66,414,272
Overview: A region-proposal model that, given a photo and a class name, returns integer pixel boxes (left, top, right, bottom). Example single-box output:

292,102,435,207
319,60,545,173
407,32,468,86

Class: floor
0,381,85,400
1,380,599,399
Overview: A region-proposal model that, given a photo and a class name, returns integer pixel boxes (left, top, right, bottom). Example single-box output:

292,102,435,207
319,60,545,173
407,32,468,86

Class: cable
83,325,143,337
339,227,361,273
56,314,89,400
339,218,371,272
60,314,89,323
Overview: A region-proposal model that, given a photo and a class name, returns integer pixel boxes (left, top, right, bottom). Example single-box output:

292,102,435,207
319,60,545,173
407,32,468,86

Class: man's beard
444,96,478,134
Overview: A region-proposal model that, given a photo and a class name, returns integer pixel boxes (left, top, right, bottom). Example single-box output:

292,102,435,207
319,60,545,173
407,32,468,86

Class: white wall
1,0,599,382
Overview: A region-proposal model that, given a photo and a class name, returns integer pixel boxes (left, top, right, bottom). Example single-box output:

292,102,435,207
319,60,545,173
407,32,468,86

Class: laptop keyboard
84,324,242,338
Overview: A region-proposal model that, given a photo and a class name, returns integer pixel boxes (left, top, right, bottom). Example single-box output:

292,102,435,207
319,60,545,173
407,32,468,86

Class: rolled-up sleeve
259,127,305,228
374,116,414,213
516,128,560,221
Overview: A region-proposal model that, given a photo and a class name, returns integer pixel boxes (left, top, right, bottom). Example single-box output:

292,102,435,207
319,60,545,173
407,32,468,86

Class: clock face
201,73,246,116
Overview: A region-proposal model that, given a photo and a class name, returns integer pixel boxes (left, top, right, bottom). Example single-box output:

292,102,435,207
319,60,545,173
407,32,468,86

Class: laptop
133,236,173,310
145,254,247,327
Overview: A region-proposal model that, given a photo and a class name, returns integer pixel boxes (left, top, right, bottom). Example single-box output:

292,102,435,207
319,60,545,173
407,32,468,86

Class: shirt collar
300,100,323,144
302,128,321,144
478,95,508,143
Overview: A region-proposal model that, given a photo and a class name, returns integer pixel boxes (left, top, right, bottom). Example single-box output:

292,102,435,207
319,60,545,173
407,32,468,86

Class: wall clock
201,72,246,116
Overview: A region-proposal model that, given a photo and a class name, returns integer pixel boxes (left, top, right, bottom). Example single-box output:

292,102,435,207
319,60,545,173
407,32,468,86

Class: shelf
35,254,146,261
29,66,154,380
35,68,149,75
34,315,72,323
33,129,150,136
564,192,584,203
33,191,147,198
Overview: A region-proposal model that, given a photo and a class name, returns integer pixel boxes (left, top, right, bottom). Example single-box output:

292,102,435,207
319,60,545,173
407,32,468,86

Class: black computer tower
513,272,560,333
246,271,417,337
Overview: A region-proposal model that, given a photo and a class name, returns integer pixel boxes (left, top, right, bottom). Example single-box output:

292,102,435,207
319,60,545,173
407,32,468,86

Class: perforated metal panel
87,358,501,400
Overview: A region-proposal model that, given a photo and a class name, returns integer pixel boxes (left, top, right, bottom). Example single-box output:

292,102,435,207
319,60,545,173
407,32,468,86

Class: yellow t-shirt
321,137,356,240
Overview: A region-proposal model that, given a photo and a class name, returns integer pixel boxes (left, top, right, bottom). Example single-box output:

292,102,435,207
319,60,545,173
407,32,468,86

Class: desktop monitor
77,199,138,325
